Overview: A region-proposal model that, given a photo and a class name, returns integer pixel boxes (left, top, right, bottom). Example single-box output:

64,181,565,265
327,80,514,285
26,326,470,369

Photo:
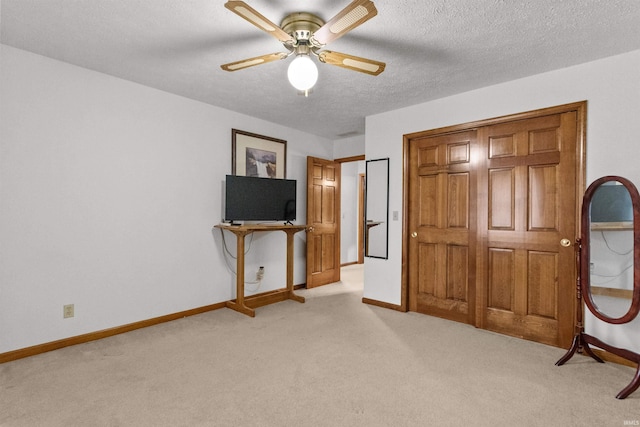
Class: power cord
217,227,264,291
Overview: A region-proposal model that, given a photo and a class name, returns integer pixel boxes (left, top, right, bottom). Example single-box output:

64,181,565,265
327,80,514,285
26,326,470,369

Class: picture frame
232,129,287,179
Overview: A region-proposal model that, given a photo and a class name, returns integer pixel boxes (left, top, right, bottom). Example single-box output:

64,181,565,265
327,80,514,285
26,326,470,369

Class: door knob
560,238,571,247
307,226,314,233
411,231,418,238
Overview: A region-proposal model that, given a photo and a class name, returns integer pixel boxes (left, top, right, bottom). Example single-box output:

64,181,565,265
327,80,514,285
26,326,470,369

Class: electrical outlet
63,304,74,319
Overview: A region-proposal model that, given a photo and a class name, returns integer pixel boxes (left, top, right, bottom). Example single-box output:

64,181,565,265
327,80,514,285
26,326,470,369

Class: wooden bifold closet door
407,105,583,348
408,130,478,325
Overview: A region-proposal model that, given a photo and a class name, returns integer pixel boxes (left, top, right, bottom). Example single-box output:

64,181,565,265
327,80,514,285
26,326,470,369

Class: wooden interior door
306,156,341,288
408,131,478,324
476,112,578,347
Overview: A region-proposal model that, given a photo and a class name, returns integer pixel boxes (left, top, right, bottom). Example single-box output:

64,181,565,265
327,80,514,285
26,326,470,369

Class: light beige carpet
1,264,638,426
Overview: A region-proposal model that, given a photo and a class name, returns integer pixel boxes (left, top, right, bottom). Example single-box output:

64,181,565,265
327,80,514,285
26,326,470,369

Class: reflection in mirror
365,158,389,259
587,180,636,322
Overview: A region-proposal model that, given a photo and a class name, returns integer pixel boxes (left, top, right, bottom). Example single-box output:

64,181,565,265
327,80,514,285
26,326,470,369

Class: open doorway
305,154,364,288
337,156,365,266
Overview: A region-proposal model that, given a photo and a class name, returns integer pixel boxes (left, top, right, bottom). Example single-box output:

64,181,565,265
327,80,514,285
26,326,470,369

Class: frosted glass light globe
287,55,318,91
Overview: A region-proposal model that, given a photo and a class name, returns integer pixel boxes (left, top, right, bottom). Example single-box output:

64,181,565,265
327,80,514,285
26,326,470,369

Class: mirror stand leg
556,333,581,366
580,335,604,363
556,332,604,366
616,365,640,399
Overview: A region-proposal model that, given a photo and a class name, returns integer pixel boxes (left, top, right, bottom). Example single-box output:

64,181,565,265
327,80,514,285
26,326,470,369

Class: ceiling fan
220,0,386,93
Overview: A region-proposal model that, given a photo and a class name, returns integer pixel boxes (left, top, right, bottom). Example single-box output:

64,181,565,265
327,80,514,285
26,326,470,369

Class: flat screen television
224,175,296,223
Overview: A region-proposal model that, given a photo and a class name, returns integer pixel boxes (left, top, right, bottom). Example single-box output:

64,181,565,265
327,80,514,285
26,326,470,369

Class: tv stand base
226,288,305,317
215,224,307,317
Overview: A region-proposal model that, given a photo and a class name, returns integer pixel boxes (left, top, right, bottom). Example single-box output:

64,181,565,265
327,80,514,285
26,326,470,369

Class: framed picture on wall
232,129,287,179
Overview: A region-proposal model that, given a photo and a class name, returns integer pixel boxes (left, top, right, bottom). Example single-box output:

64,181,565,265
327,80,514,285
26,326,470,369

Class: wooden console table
215,223,307,317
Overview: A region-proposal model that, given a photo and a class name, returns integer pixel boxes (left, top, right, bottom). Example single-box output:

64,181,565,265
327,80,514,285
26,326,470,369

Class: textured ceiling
2,0,640,139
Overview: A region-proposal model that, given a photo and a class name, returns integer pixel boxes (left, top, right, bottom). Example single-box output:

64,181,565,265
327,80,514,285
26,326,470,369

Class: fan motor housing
281,12,324,41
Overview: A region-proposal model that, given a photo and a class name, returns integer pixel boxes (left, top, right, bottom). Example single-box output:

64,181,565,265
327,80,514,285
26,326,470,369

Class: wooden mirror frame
364,158,390,259
556,175,640,399
581,175,640,324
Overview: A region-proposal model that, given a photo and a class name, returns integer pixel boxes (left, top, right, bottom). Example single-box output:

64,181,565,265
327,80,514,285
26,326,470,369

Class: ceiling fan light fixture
221,1,386,91
287,55,318,91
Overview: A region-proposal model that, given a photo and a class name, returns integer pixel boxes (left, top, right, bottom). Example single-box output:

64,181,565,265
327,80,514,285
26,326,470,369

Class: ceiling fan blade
224,1,293,43
221,52,288,72
311,0,378,46
318,50,385,76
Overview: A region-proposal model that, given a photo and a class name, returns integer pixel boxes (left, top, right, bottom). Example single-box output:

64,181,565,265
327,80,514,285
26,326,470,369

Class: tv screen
591,183,633,223
224,175,296,222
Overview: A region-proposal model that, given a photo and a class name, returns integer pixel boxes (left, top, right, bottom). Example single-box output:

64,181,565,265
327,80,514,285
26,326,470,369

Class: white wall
0,45,333,354
333,134,364,159
365,49,640,352
5,43,639,356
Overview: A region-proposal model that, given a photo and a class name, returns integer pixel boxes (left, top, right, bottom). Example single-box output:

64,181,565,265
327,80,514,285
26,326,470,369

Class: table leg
285,229,305,303
225,230,255,317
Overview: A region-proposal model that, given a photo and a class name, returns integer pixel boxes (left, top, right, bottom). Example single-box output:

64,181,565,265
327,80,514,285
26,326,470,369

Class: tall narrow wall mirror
365,158,389,259
556,175,640,399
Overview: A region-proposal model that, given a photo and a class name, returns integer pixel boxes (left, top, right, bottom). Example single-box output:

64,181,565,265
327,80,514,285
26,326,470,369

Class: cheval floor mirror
556,176,640,399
